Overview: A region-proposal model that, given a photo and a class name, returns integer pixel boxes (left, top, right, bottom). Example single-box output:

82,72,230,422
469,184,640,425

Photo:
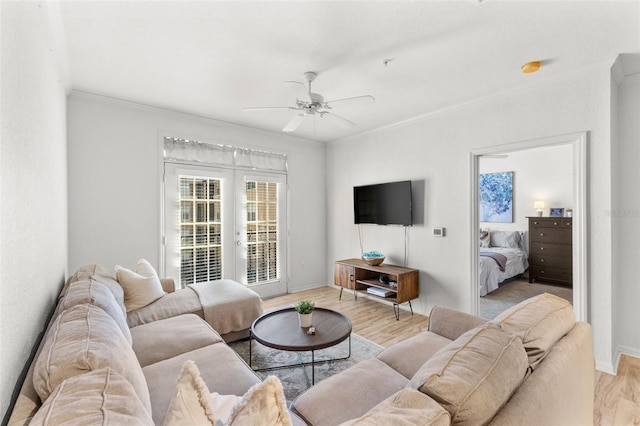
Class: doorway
163,163,288,299
470,132,588,322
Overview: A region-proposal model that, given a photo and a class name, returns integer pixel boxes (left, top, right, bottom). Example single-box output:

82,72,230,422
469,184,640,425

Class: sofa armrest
160,278,176,293
427,305,486,341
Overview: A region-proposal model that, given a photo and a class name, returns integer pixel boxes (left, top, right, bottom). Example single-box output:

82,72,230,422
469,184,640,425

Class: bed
479,229,528,297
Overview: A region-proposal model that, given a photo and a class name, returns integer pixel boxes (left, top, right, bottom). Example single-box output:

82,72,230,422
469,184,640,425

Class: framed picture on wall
479,171,514,223
549,207,565,217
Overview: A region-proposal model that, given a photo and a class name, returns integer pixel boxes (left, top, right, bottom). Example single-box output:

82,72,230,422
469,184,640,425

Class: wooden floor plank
262,286,428,347
263,286,640,425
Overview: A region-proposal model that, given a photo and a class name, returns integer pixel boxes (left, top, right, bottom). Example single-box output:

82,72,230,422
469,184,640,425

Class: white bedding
479,247,528,297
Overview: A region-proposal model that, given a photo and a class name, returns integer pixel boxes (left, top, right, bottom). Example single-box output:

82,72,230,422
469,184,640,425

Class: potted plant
294,300,315,328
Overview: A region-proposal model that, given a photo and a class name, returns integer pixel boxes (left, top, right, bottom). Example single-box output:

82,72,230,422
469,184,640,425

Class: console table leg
409,300,413,316
393,303,400,321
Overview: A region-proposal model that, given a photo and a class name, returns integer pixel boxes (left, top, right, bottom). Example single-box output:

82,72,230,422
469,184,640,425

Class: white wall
612,58,640,362
67,92,326,293
327,64,618,371
0,2,68,417
479,145,573,232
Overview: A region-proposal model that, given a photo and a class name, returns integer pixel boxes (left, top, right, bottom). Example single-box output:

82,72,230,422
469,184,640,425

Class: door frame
469,131,588,322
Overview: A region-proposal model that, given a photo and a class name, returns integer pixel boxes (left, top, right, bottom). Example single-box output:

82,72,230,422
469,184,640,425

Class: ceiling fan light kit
521,61,541,74
242,71,374,133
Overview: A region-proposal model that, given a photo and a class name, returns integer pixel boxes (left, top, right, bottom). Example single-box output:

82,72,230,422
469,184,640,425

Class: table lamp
534,201,545,217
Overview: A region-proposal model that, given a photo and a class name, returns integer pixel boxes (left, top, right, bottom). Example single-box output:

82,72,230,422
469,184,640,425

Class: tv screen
354,180,412,226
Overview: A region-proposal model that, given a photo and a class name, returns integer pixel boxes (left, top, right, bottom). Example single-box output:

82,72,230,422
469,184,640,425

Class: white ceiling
58,1,640,143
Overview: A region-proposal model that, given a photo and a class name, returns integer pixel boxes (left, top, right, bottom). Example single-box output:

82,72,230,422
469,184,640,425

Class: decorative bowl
362,255,385,266
362,250,385,266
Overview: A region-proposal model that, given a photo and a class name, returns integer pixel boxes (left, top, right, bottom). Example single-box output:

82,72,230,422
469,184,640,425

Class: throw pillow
30,367,153,425
479,228,490,248
489,230,522,249
339,388,450,426
491,292,575,367
115,259,165,312
409,323,528,425
164,360,292,426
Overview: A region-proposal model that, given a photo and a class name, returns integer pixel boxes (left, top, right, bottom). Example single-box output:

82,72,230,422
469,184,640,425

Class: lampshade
534,201,545,210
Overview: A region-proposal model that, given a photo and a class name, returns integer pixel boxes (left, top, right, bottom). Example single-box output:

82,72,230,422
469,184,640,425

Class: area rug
480,279,573,320
229,333,383,403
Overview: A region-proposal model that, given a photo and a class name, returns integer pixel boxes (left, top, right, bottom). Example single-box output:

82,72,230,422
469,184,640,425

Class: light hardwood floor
263,286,640,425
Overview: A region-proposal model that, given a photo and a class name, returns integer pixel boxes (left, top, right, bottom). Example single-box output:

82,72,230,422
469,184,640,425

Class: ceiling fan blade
242,106,295,112
285,81,312,103
324,95,375,108
282,114,306,132
321,111,355,129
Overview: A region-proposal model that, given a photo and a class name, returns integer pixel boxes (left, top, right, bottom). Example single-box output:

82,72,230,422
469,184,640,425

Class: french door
163,163,287,298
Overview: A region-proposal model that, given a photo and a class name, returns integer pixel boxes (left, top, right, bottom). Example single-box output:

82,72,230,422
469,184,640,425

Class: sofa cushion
63,264,126,315
164,360,291,426
33,304,151,414
126,286,203,328
30,367,153,425
116,259,165,312
58,278,132,345
143,343,262,425
130,314,224,367
491,292,575,367
339,387,450,426
409,323,528,425
376,331,451,379
291,358,409,426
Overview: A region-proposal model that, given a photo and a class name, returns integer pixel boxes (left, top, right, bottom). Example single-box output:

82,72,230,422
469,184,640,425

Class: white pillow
479,228,490,248
164,360,292,426
115,259,165,312
490,230,523,249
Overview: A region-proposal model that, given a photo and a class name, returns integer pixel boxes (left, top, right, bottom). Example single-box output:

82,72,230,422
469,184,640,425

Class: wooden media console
334,258,419,320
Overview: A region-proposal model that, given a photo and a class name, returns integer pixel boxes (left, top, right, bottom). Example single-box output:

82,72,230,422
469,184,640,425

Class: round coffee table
250,306,352,384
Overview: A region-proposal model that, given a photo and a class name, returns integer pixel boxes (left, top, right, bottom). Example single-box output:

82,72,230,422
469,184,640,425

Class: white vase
298,313,313,328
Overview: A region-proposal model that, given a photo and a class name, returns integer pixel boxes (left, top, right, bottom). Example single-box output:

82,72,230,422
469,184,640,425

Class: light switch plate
433,227,445,237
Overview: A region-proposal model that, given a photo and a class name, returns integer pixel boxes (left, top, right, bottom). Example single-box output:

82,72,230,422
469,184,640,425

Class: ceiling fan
242,71,375,133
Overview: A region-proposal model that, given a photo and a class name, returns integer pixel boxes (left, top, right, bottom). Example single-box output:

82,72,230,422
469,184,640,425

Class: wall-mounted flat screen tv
354,180,412,226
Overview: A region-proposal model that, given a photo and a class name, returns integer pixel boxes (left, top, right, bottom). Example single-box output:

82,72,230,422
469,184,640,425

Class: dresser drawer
529,265,572,284
530,242,572,257
529,253,572,269
529,219,569,228
529,228,571,244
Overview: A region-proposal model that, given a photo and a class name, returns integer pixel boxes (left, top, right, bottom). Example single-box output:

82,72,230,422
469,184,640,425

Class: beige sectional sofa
9,261,594,425
291,293,594,425
8,264,267,425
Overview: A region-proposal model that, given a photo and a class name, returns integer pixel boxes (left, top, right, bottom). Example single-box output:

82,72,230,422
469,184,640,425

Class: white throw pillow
479,228,490,248
164,360,292,426
115,259,165,312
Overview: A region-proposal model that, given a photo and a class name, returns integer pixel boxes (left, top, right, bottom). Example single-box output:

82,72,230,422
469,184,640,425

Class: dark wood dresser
528,217,573,286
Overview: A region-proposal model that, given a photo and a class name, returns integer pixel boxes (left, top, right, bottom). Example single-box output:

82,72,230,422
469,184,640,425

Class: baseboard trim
596,360,616,375
613,345,640,374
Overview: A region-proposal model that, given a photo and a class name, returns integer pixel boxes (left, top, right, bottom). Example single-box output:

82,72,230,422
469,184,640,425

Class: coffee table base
249,334,352,385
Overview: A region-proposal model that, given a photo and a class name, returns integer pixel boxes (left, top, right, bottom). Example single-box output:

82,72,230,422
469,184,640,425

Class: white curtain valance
164,137,287,172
